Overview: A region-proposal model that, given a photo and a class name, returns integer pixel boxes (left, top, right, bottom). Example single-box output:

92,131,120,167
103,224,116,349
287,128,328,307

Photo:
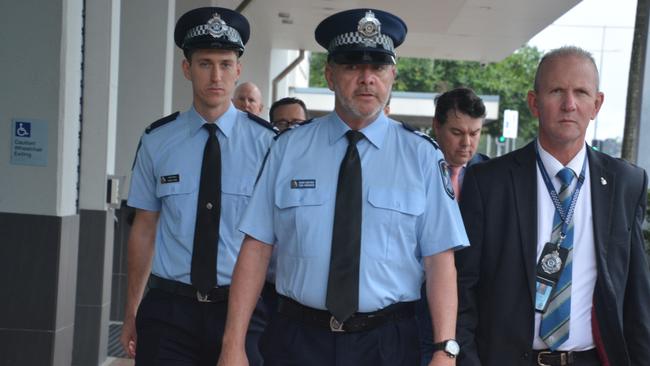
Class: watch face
445,340,460,357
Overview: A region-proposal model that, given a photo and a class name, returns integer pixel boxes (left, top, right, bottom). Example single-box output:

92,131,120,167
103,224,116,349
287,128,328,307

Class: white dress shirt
533,142,596,351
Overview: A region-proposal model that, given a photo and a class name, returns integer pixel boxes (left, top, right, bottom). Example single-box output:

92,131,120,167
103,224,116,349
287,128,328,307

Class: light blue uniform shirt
128,104,275,286
239,112,469,312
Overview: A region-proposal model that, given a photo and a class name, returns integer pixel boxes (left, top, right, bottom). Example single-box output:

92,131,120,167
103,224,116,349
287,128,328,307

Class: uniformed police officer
120,7,276,366
219,8,467,366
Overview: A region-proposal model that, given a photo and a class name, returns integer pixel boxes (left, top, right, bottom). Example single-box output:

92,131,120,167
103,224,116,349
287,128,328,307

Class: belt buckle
329,316,345,332
196,290,211,303
537,350,552,366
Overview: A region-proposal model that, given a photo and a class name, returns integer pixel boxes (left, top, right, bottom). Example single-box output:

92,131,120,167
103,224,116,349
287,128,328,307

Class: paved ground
102,357,134,366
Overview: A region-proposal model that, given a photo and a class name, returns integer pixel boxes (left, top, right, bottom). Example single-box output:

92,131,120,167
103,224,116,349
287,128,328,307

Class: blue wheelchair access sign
11,119,48,166
15,121,31,137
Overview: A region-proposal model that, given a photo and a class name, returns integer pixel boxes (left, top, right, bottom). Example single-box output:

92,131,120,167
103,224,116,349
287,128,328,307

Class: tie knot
346,130,364,145
203,123,217,135
556,167,575,187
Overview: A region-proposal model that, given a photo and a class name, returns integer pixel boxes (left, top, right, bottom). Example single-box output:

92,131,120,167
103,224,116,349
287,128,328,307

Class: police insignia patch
207,13,227,38
438,159,455,200
358,10,380,38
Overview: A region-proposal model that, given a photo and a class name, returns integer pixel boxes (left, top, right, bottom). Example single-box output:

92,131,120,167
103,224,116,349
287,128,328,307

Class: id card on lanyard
533,142,587,313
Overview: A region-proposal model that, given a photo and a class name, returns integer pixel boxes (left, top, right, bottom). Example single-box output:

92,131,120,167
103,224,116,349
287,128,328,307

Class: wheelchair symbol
15,122,31,137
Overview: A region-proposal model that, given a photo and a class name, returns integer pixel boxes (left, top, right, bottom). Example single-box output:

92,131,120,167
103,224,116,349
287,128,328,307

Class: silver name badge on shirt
160,174,180,184
291,179,316,189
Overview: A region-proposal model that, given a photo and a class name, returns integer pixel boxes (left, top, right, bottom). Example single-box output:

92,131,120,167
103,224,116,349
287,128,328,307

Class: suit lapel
588,148,614,285
511,142,539,303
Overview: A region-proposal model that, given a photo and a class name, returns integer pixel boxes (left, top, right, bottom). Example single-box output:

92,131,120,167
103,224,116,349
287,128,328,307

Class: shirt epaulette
401,121,440,150
273,118,315,140
145,111,180,134
247,112,279,134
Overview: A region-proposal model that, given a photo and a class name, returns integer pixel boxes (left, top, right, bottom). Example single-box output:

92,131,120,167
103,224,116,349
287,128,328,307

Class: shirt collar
537,139,587,180
327,111,388,149
188,103,237,138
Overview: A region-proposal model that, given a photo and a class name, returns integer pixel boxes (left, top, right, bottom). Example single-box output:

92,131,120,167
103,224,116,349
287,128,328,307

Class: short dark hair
434,87,486,124
269,97,309,123
534,46,599,92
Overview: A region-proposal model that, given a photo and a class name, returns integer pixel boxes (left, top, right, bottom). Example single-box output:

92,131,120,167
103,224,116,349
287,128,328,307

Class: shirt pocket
155,175,198,237
275,187,330,258
365,187,425,261
221,174,257,229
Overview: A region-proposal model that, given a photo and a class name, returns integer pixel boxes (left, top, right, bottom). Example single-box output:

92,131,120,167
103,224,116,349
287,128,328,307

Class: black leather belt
277,295,415,333
148,274,229,303
532,349,599,366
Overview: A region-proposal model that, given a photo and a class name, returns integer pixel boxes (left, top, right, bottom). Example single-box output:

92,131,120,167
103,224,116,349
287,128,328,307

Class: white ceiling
237,0,581,62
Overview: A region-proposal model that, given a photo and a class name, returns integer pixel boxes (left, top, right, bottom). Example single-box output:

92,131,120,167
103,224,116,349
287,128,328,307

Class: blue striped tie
540,167,575,349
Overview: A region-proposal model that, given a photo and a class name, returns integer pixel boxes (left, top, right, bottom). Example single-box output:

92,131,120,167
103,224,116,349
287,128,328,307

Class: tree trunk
622,0,649,162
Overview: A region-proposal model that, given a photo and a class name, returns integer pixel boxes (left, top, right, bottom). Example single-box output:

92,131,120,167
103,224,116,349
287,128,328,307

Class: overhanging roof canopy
239,0,581,62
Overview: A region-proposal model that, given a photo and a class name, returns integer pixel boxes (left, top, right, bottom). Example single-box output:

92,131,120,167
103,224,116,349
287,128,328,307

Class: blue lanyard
535,142,587,247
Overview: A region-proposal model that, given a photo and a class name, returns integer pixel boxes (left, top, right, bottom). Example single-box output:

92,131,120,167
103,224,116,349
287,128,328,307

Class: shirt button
521,352,529,359
206,202,213,210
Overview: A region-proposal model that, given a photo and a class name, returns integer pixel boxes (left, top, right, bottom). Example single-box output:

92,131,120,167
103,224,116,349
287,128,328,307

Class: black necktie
191,123,221,293
326,130,363,323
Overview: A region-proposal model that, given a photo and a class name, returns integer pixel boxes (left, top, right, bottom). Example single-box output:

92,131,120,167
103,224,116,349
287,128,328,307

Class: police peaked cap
315,8,407,65
174,7,250,55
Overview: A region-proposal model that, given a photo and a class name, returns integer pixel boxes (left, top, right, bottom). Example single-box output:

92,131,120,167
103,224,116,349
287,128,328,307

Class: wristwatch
432,339,460,358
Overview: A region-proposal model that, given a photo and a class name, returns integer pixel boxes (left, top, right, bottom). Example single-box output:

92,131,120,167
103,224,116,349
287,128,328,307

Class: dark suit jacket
467,152,490,166
456,142,650,366
457,153,489,190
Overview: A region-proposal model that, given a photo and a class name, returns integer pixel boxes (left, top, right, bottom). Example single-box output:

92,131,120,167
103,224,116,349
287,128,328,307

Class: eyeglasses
273,119,304,131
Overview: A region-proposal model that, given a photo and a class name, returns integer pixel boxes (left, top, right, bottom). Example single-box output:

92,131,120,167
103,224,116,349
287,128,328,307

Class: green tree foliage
309,52,328,89
309,46,544,140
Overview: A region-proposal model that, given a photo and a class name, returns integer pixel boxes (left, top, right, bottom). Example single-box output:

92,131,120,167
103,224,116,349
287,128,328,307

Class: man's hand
428,351,456,366
120,314,137,358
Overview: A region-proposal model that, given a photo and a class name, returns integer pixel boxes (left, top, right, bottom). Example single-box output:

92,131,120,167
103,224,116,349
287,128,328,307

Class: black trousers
260,282,279,321
134,288,266,366
260,311,420,366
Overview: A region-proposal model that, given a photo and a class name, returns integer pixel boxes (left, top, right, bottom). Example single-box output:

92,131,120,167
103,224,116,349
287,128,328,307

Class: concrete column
109,0,177,329
238,5,274,119
73,0,121,365
239,3,309,119
116,0,176,198
0,0,83,365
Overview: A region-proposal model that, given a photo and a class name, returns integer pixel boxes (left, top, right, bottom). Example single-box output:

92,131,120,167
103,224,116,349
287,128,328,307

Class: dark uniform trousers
260,311,420,366
260,282,279,322
134,288,266,366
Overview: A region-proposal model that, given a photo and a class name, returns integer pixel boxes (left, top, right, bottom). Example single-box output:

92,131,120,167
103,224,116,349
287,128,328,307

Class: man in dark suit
433,87,488,200
418,87,489,365
456,46,650,366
